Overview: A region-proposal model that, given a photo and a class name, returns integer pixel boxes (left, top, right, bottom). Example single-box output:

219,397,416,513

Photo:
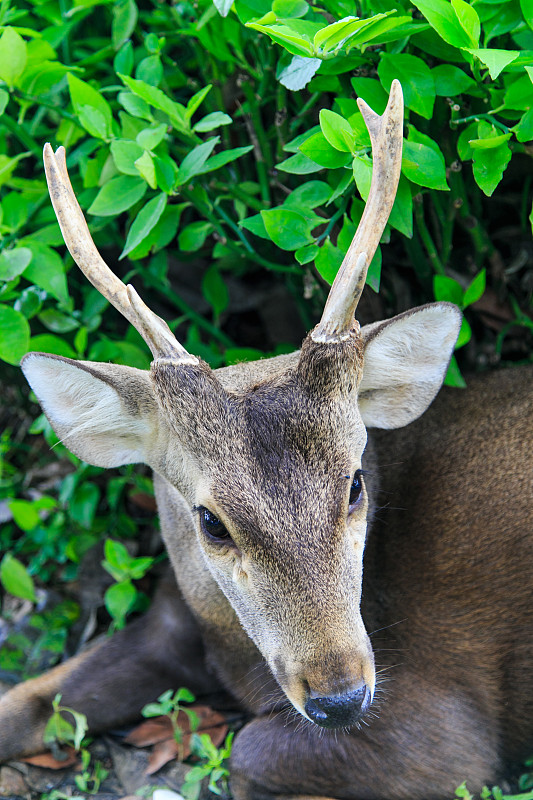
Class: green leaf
402,140,449,191
388,175,413,238
278,55,321,91
463,269,486,307
434,275,464,305
112,0,138,49
503,74,533,112
276,152,322,174
119,74,187,131
0,553,36,601
198,144,254,174
471,122,512,196
315,238,343,284
378,53,435,119
351,77,389,114
194,112,232,132
186,85,212,122
136,123,167,151
261,208,313,250
111,139,144,175
136,55,163,87
88,176,147,216
177,138,219,184
178,221,213,251
213,0,234,16
202,266,229,316
0,88,8,115
465,49,520,80
512,108,533,143
410,0,474,48
313,13,395,55
114,41,134,77
120,193,167,258
522,0,533,31
432,64,476,96
0,28,27,88
134,150,157,189
295,243,319,264
0,247,32,280
451,0,480,47
299,132,351,169
22,242,69,304
9,499,40,531
105,579,136,625
284,180,331,208
444,354,467,388
118,91,152,120
68,73,113,140
273,0,309,16
319,109,355,153
29,334,77,359
245,20,318,57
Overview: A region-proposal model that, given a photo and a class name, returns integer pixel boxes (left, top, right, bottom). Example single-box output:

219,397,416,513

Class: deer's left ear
358,303,462,429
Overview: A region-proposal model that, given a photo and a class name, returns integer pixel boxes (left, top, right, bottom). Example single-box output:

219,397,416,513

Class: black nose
304,684,371,728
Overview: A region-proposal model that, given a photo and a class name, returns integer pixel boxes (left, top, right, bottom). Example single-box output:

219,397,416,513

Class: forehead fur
150,350,366,557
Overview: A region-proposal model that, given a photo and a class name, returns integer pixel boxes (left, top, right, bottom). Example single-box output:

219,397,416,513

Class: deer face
148,335,374,726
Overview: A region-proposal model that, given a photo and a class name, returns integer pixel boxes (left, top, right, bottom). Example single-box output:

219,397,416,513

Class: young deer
1,80,532,800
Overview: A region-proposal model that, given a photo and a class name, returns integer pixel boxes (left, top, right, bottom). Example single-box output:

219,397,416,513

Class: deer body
1,82,532,798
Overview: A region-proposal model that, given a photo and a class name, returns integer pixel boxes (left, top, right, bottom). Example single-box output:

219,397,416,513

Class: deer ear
21,353,159,467
358,303,462,429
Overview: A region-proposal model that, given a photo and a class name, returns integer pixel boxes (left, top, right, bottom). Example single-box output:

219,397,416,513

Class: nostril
304,684,371,729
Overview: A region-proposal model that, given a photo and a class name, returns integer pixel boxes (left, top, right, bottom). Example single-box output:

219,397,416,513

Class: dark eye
349,470,364,508
198,507,231,542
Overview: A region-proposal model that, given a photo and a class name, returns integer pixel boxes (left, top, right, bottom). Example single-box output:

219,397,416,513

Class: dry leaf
146,738,180,775
20,747,79,770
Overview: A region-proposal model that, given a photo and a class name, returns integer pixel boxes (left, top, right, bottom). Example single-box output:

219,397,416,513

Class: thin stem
164,285,234,347
414,196,445,275
315,198,349,245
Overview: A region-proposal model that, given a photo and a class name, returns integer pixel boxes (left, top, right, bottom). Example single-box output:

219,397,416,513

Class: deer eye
349,470,364,508
198,507,232,542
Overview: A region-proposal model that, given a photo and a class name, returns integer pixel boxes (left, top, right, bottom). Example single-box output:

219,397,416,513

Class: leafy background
0,0,532,787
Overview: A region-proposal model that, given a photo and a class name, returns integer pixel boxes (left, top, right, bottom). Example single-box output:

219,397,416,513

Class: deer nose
304,684,371,728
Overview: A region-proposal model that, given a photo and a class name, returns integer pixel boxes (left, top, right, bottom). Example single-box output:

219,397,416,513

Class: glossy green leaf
177,138,219,184
111,139,144,175
284,180,331,208
261,208,313,249
402,140,449,191
68,73,113,140
410,0,474,48
319,109,355,153
472,141,511,196
299,132,351,168
121,193,167,258
379,53,435,119
9,500,40,531
463,269,486,307
465,48,520,80
432,64,476,96
134,151,157,189
0,28,27,88
0,88,8,115
105,579,136,625
0,553,36,601
23,243,69,304
88,176,147,216
198,144,254,174
186,85,212,121
136,123,167,151
245,20,318,57
112,0,138,49
0,305,30,364
278,55,321,91
29,334,77,359
295,243,319,264
119,74,187,131
193,112,233,132
314,238,343,284
434,275,464,305
0,247,32,281
178,221,213,251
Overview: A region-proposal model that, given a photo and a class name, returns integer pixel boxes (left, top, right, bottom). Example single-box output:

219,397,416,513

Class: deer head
22,81,461,729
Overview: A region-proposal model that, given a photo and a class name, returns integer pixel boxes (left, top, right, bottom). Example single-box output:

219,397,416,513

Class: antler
311,79,404,344
43,144,197,364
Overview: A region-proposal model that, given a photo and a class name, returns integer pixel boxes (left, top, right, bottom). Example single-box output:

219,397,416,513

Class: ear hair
358,303,462,429
21,353,159,467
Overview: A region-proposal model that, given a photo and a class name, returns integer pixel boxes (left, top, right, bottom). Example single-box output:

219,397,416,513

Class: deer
0,79,532,800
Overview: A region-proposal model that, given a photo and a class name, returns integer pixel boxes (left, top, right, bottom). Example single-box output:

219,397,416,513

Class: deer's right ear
21,353,159,468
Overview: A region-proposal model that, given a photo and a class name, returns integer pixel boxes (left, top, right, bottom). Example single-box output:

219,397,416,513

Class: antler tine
43,144,197,364
312,79,404,344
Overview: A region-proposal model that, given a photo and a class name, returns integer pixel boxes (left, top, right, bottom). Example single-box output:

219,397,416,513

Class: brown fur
1,326,531,799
